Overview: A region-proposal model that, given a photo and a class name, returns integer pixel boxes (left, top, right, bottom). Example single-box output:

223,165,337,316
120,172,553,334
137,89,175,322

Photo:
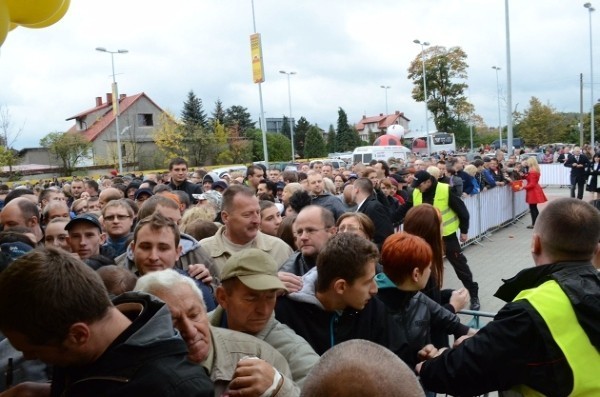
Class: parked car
491,138,525,150
519,152,545,164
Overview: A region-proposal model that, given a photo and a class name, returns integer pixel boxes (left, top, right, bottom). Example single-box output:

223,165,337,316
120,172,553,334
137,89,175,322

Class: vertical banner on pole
111,82,119,115
250,33,265,84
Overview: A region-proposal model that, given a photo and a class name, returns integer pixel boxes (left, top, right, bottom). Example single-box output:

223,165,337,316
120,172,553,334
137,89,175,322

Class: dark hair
353,177,373,194
282,170,298,183
85,180,99,193
0,247,112,344
380,232,433,285
133,212,180,247
5,189,34,205
181,219,219,241
172,190,191,209
316,233,379,293
288,190,312,214
277,215,297,250
376,160,390,177
168,157,188,170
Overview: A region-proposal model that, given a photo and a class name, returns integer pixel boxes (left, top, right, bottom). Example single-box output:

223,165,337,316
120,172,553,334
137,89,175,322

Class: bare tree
0,105,24,173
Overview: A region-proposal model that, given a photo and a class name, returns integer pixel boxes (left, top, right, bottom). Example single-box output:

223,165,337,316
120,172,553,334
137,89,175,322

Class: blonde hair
526,156,540,173
464,164,478,177
179,206,216,232
426,166,440,179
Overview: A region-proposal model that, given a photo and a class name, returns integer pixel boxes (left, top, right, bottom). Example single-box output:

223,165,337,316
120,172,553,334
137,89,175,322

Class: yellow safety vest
413,182,459,236
512,280,600,396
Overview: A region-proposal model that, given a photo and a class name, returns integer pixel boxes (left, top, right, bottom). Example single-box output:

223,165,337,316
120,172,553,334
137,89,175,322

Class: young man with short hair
101,199,134,257
275,233,405,357
168,158,203,203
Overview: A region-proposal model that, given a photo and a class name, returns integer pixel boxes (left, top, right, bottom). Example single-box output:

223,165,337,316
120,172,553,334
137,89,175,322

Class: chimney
119,94,126,100
395,110,400,115
379,113,384,116
362,115,366,119
95,97,102,107
106,93,112,104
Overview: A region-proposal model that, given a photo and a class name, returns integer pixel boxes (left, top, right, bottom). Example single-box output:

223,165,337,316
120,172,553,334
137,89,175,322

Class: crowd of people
0,152,597,396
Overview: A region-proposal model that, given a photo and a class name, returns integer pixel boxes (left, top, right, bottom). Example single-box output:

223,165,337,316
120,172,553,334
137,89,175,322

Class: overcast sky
0,0,597,149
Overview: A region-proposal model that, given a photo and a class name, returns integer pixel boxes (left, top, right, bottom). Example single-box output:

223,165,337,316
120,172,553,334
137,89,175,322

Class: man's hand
278,271,302,293
0,382,51,397
415,345,447,375
226,358,280,397
454,332,476,347
449,288,470,312
188,264,213,285
460,233,468,243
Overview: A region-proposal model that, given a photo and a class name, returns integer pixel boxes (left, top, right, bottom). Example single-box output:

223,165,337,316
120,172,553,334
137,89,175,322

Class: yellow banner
250,33,265,84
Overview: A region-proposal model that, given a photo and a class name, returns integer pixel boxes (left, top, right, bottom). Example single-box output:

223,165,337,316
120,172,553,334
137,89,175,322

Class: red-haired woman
376,232,475,367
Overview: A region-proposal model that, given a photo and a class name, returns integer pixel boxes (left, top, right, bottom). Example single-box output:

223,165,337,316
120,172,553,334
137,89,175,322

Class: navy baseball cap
65,213,102,233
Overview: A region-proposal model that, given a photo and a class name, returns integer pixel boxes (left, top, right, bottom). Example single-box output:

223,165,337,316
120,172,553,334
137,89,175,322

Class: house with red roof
355,110,410,142
66,92,167,170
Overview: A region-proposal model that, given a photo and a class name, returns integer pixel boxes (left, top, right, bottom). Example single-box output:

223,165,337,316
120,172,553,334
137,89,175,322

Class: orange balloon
0,2,9,47
21,0,69,28
6,0,63,25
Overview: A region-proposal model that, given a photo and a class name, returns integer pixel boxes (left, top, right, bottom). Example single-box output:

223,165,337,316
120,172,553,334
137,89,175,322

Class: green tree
516,97,571,146
181,90,208,129
0,105,22,173
408,46,471,133
280,116,291,139
304,126,327,158
224,105,255,138
294,117,310,158
210,98,225,130
40,132,92,176
327,124,337,153
214,121,233,164
154,112,187,162
335,108,359,151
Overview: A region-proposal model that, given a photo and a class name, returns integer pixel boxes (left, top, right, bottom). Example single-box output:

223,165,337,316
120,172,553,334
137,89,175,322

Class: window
137,113,154,126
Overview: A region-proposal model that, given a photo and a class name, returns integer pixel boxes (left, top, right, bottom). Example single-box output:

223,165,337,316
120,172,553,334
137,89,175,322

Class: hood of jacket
287,267,324,309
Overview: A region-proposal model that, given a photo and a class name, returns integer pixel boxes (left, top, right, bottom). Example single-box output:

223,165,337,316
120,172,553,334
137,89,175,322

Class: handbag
511,180,523,192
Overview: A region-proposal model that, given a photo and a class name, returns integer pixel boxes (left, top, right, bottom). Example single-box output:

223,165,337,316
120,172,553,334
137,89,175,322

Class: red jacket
523,171,547,204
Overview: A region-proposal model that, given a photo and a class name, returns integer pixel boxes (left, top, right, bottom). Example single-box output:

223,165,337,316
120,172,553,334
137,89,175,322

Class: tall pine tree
335,107,358,151
224,105,255,138
181,90,207,129
210,98,225,129
281,116,291,139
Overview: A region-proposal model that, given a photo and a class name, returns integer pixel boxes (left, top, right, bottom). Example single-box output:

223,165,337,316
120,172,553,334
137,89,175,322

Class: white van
352,146,411,164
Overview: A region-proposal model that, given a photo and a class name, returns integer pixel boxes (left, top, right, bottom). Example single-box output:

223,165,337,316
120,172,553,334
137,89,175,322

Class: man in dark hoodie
0,247,213,396
167,157,203,204
417,198,600,396
275,233,406,359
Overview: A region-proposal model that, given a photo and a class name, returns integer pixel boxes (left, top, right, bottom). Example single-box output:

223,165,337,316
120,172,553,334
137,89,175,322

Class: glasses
294,227,328,237
338,225,361,233
104,214,132,222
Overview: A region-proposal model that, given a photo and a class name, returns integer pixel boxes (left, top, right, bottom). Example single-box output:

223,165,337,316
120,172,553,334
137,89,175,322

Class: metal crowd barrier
462,186,528,247
539,163,571,186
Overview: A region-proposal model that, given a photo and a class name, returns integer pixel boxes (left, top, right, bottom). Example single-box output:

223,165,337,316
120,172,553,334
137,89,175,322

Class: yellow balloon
6,0,63,25
21,0,69,28
0,2,9,47
9,22,17,31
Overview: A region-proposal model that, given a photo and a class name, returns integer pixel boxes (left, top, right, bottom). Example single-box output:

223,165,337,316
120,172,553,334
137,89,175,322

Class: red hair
381,232,432,285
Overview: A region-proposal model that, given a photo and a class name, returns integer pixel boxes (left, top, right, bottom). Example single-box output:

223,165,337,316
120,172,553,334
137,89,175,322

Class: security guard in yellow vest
398,170,480,310
417,198,600,396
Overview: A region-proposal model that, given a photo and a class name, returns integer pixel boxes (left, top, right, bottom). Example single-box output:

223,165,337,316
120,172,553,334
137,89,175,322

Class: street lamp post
95,47,128,174
279,70,296,161
380,85,391,115
584,2,595,149
413,39,430,134
492,66,503,150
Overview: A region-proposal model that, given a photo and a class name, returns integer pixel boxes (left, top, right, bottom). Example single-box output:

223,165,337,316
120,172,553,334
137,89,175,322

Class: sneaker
526,225,534,229
470,297,481,311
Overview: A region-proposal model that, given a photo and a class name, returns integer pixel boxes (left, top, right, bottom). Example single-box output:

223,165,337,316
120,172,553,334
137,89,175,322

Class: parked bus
404,131,456,155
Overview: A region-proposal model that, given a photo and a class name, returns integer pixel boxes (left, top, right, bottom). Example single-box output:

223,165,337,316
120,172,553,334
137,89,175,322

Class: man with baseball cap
210,249,319,388
396,170,480,310
66,213,115,267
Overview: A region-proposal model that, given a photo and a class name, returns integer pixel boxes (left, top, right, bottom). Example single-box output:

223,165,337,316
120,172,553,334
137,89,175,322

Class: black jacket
274,269,407,358
357,193,395,247
564,153,590,178
50,293,214,397
419,262,600,396
168,179,203,203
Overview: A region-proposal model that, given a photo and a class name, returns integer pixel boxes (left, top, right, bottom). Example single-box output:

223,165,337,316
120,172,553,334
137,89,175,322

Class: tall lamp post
492,66,503,150
279,70,297,161
585,2,595,149
95,47,128,174
380,85,391,115
413,39,430,134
